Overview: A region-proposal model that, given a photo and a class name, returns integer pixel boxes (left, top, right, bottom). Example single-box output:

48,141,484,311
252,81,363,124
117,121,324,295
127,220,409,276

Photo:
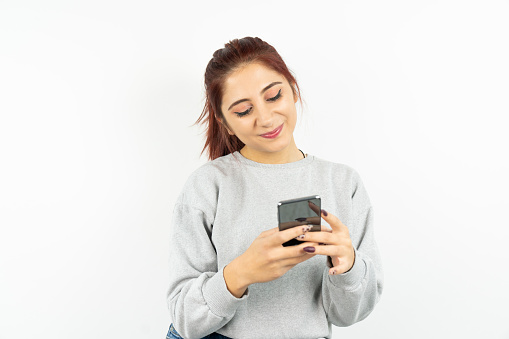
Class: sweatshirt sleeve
166,202,249,338
321,170,384,327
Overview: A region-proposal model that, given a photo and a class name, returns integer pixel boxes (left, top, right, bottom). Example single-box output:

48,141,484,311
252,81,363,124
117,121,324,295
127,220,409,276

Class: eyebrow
227,81,283,111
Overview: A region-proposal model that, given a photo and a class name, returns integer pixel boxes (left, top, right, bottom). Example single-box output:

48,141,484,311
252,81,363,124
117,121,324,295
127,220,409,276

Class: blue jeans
166,323,232,339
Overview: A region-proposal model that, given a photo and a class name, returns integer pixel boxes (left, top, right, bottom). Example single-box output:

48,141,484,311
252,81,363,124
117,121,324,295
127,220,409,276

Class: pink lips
260,124,283,139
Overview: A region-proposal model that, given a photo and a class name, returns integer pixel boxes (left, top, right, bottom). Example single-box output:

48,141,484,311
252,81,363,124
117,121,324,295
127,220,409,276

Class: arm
166,203,249,338
223,259,250,298
321,171,384,326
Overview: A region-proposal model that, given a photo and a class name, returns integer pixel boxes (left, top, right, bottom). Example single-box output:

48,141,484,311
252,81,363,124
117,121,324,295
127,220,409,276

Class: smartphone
277,195,321,247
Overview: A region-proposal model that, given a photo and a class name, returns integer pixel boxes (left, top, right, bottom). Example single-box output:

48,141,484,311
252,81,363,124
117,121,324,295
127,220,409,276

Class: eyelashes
235,89,282,117
267,89,282,102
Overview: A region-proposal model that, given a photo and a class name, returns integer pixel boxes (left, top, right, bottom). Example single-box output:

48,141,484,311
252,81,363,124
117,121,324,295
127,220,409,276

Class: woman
166,37,383,339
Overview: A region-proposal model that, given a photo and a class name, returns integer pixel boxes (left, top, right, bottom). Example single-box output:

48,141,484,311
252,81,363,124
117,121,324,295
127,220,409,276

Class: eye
267,89,282,102
233,89,282,118
234,107,252,118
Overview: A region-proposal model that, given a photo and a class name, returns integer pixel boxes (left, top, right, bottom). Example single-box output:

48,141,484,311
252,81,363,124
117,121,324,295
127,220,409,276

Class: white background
1,1,508,338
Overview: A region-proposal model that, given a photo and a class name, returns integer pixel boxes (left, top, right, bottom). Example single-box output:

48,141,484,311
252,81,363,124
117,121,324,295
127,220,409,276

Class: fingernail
321,209,328,217
302,225,313,233
303,246,315,253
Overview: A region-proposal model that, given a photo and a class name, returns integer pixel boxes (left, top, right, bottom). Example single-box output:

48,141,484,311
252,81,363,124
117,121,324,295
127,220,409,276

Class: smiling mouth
259,123,284,138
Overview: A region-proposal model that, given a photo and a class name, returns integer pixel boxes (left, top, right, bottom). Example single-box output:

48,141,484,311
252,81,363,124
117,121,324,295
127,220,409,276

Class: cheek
280,99,297,119
230,118,253,136
280,96,296,111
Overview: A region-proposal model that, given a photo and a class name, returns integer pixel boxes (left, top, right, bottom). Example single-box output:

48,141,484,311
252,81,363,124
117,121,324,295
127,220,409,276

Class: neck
239,139,304,164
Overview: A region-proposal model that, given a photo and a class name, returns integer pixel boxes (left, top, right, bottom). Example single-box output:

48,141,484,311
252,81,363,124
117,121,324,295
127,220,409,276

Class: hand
295,209,355,275
227,225,321,288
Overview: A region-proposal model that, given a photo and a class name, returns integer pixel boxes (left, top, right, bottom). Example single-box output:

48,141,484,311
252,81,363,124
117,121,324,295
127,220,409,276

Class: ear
216,115,235,136
225,125,235,136
291,84,298,103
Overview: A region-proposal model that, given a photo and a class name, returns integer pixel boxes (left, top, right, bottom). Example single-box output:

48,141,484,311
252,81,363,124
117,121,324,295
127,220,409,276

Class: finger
280,249,319,267
276,225,331,243
303,225,333,239
318,225,333,232
328,264,343,276
301,244,354,274
320,209,348,233
273,225,315,246
301,244,341,257
294,230,335,244
328,261,354,276
277,241,321,260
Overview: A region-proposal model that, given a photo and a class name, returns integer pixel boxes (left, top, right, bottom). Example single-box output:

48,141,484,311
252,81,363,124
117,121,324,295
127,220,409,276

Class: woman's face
220,62,298,158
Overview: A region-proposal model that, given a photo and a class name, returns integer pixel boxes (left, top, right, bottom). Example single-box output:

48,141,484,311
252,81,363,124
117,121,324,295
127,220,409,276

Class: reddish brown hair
194,37,303,161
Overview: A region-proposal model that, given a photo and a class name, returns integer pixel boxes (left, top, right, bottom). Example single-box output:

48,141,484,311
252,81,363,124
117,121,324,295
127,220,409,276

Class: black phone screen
278,195,321,247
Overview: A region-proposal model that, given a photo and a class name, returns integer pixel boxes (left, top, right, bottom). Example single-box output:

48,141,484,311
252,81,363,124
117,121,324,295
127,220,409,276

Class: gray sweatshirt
166,151,383,339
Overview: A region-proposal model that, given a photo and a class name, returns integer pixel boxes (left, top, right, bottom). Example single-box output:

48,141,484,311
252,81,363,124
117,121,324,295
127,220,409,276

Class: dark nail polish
303,246,315,253
321,209,328,217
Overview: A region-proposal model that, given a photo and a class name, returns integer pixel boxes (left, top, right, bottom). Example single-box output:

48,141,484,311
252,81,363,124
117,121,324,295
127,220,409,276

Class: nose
254,103,274,128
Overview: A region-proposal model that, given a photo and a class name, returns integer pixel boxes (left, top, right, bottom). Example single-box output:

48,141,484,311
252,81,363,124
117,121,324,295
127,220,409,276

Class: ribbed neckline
229,151,315,169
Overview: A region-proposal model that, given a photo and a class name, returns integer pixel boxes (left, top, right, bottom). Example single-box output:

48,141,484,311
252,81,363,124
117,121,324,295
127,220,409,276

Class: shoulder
175,153,238,208
309,155,369,201
183,153,236,187
310,155,360,182
311,155,371,207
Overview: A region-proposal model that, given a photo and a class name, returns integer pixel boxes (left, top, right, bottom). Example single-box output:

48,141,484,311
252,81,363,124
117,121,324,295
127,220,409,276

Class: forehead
222,63,285,97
